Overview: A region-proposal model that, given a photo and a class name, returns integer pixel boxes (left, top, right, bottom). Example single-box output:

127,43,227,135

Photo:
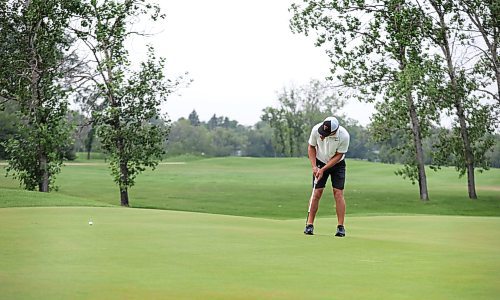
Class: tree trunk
496,68,500,104
435,6,478,199
119,156,129,207
29,11,47,192
86,127,94,160
398,43,429,201
120,187,129,207
456,102,478,199
407,93,429,201
39,154,49,192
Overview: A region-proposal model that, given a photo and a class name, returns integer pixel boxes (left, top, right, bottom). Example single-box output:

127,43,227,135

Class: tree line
4,97,499,165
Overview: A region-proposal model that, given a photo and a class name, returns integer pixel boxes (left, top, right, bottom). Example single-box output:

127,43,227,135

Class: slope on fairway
0,188,115,208
2,158,499,218
1,207,499,299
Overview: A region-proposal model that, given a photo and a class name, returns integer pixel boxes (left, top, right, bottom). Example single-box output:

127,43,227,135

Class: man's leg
307,188,324,225
333,188,345,225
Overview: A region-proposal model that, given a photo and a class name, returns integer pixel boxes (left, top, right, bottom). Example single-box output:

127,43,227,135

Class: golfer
304,116,350,237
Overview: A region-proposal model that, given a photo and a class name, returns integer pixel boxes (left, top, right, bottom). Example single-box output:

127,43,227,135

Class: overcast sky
140,0,375,126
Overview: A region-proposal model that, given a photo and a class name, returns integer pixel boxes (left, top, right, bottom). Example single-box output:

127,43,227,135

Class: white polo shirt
308,124,350,164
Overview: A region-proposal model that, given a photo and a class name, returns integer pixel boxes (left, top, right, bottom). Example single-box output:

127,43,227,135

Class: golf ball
89,221,93,226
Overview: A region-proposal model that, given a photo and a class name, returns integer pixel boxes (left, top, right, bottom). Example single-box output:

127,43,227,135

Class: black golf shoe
304,224,314,235
335,225,346,237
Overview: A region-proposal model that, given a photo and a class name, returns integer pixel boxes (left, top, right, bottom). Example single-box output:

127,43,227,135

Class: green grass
1,157,499,299
1,157,499,218
0,188,114,208
74,152,108,161
0,207,499,299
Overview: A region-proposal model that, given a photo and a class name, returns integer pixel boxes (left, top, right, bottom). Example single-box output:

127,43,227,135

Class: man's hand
312,166,320,178
315,167,324,181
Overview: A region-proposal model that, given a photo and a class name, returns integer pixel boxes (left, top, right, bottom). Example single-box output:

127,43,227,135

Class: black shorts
314,159,346,190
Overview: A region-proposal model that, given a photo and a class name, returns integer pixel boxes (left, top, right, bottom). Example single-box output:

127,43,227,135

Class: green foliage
95,47,173,191
167,118,213,156
0,0,77,191
290,1,438,199
0,102,20,159
4,117,72,191
419,0,497,199
73,0,182,204
245,121,275,157
457,0,500,103
165,115,273,157
262,79,344,157
432,103,496,177
187,109,200,126
486,134,500,168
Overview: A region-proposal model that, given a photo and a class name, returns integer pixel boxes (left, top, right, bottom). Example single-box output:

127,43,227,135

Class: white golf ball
89,221,93,225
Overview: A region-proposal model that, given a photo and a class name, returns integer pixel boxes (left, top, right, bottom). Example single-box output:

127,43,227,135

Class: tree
188,109,200,126
84,126,96,159
0,0,77,191
419,0,496,198
207,114,223,130
73,0,184,206
211,127,247,156
486,134,500,168
290,0,438,200
245,121,275,157
166,118,213,156
262,79,343,157
344,120,376,161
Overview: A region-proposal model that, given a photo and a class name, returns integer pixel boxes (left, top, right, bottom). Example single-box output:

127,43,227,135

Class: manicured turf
0,207,499,300
0,188,113,208
1,157,499,218
1,157,499,299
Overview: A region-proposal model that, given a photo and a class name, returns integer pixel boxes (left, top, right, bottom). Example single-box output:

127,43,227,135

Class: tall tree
290,0,438,200
0,0,77,191
73,0,184,206
188,109,200,126
419,0,496,199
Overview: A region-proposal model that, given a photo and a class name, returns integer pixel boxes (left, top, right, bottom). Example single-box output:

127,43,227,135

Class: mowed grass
0,207,499,300
1,157,499,218
0,158,499,299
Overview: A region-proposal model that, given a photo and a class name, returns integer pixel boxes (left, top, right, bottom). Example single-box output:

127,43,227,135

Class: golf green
1,207,499,299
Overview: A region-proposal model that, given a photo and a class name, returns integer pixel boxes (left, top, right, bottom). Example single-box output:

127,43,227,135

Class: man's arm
316,152,344,180
308,145,319,178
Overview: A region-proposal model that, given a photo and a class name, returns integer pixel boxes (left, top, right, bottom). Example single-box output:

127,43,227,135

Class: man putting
304,116,350,237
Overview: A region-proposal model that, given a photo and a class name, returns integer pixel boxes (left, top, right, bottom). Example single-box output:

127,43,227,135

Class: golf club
306,178,318,225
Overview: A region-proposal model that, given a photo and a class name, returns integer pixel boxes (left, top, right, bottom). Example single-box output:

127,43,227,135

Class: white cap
318,116,339,136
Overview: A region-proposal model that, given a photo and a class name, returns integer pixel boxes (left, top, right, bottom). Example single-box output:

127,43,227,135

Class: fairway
1,158,499,218
1,207,499,299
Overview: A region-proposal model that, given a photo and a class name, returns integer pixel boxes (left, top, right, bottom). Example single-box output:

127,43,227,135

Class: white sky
139,0,375,126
